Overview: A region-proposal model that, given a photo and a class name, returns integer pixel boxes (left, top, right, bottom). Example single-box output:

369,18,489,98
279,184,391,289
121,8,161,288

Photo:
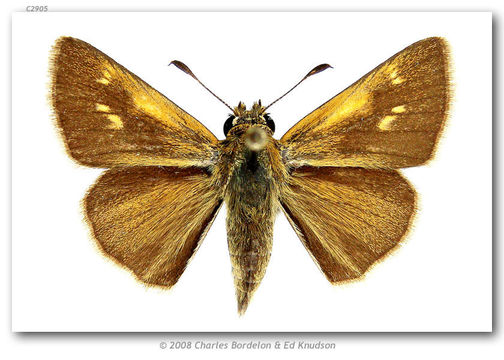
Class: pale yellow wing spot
96,69,113,85
378,115,396,130
96,103,111,112
392,105,406,113
96,77,109,85
106,114,123,129
389,69,405,85
103,66,115,78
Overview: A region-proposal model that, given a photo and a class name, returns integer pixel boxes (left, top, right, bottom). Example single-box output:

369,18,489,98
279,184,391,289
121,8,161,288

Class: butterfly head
223,100,275,137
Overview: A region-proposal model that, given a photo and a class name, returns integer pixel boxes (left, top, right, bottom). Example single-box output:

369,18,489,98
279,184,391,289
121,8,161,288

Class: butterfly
50,36,450,315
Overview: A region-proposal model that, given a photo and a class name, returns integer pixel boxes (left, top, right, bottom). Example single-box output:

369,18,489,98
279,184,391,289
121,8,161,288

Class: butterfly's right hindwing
281,166,416,282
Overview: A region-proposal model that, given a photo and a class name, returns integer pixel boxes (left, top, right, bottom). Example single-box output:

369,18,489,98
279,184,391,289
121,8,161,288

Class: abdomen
225,149,279,314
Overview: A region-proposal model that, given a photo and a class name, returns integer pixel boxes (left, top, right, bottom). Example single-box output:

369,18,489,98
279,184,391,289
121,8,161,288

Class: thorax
215,134,287,211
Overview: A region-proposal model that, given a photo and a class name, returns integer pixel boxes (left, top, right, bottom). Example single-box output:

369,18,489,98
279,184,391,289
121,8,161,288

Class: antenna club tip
169,60,197,79
168,60,182,67
306,63,333,77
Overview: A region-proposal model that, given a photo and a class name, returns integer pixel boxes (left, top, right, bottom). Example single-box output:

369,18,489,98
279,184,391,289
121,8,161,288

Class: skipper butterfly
50,37,450,314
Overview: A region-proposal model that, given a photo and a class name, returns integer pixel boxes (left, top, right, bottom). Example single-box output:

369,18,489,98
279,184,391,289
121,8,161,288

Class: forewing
281,167,415,282
50,37,218,168
281,37,450,169
85,166,222,287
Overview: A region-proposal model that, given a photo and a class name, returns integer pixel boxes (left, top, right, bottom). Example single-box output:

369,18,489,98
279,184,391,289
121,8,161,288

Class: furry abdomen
225,148,279,314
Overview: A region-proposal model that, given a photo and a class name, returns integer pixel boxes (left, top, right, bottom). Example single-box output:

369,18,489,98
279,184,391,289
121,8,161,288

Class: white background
11,12,491,332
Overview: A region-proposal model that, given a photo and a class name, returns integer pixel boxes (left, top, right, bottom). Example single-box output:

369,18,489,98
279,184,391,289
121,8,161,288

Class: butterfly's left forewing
51,37,218,168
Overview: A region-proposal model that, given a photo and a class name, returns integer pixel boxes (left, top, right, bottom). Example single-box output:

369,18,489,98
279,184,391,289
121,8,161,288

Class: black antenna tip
304,63,333,79
169,60,198,80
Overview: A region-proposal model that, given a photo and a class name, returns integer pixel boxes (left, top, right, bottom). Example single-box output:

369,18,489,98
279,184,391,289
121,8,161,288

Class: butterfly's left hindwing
50,37,219,168
85,166,222,287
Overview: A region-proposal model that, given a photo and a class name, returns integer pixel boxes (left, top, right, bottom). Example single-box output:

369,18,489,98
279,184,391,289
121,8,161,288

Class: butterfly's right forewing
281,37,451,169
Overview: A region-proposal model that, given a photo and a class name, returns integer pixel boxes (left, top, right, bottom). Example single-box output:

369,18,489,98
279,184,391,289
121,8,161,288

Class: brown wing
50,37,218,168
281,37,450,169
85,166,222,287
281,167,415,282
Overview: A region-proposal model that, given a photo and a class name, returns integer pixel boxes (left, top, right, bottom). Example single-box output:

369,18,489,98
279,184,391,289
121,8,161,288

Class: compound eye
264,114,275,134
223,115,235,136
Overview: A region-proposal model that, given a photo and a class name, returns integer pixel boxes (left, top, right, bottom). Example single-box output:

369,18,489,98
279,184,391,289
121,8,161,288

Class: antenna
169,60,234,112
264,63,333,110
